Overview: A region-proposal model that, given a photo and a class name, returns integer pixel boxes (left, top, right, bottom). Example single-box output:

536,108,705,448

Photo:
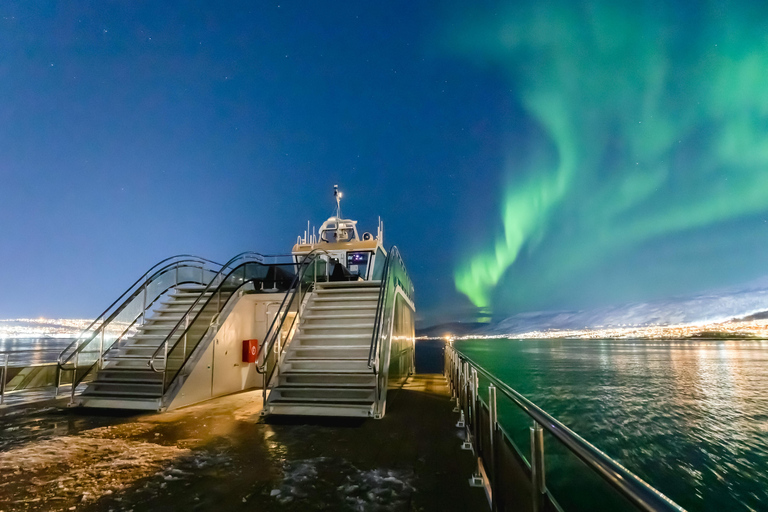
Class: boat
45,185,414,418
0,187,687,511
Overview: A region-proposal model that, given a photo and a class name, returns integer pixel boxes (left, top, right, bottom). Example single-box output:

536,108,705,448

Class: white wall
167,292,285,409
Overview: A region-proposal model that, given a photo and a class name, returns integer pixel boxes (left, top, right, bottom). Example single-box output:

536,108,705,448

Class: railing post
183,314,189,359
99,328,105,370
471,368,479,436
468,366,483,487
455,360,465,423
530,421,546,512
162,333,169,393
54,363,60,398
70,350,79,404
141,282,147,326
0,354,7,405
489,384,499,511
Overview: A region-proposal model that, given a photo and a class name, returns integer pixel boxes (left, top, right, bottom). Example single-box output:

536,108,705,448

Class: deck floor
0,374,488,511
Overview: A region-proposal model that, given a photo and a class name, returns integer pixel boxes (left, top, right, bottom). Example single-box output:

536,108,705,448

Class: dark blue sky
0,2,512,323
4,1,768,326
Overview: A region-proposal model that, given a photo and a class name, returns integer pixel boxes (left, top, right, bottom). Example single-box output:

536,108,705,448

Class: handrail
256,249,332,366
57,254,222,367
148,252,292,373
447,345,686,512
367,246,413,370
58,258,219,369
256,249,332,403
368,251,393,369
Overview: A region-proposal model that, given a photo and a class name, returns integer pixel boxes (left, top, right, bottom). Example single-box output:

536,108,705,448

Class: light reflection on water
0,338,75,365
455,338,768,511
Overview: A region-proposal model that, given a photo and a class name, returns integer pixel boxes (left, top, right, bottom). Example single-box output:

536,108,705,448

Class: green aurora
450,1,768,313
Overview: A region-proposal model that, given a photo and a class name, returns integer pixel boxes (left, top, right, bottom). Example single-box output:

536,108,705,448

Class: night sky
2,1,768,326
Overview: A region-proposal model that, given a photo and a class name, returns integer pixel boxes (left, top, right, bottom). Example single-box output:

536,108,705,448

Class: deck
0,374,488,511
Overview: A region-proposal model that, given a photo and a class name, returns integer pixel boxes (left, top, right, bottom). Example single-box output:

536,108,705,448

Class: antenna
333,184,342,219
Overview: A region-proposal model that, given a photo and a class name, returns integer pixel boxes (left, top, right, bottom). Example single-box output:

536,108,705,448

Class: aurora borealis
450,1,768,315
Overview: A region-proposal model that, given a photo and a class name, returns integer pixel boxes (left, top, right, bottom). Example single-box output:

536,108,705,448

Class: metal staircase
78,285,214,410
264,280,381,417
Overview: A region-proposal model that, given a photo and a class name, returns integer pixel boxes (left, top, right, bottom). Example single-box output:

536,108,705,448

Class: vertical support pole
463,361,470,414
99,328,105,370
489,385,498,512
183,314,189,359
530,421,546,512
141,283,147,326
162,333,169,394
467,365,483,486
54,364,61,398
71,351,79,404
471,368,479,452
175,264,179,286
0,354,7,405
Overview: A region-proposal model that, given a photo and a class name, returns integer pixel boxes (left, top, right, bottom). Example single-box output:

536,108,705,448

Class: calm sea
0,338,75,365
454,338,768,512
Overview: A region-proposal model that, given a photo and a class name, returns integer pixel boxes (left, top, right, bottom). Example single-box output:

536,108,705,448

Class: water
455,338,768,512
0,338,75,365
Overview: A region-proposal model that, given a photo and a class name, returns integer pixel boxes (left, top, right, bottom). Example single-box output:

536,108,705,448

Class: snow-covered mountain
481,278,768,336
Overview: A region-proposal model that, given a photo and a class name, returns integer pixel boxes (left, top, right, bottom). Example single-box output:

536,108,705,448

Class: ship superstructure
53,186,415,418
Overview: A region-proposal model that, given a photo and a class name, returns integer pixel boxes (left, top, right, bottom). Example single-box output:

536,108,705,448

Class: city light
419,318,768,342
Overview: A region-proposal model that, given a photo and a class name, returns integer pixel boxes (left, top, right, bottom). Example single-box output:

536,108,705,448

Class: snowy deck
0,374,487,511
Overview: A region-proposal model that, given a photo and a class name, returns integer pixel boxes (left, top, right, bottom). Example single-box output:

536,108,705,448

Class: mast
333,184,343,219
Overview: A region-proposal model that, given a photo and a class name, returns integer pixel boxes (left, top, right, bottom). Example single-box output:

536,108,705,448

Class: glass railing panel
160,261,275,389
144,267,178,301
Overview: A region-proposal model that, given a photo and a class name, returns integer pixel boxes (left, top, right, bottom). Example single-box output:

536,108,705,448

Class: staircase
78,285,214,410
265,280,382,417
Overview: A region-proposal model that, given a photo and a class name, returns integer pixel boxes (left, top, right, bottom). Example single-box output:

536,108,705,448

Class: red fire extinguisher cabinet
242,339,259,363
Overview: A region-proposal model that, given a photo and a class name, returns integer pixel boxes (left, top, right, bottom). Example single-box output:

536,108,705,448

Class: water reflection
456,338,768,511
0,338,75,365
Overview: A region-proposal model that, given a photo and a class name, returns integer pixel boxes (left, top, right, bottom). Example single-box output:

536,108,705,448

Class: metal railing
446,344,686,512
148,253,297,397
367,246,414,416
58,255,224,403
368,246,414,370
256,249,332,406
2,349,76,405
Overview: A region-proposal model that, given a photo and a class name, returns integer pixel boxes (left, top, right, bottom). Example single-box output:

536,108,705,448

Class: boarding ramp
261,247,415,418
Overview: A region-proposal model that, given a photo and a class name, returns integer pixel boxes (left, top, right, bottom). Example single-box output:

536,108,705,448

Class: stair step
103,358,181,369
282,360,371,372
114,346,163,355
313,296,379,303
278,374,376,387
303,313,376,320
302,323,374,329
77,396,162,411
81,389,162,398
309,305,377,312
95,369,163,382
287,347,369,359
265,402,373,417
293,336,372,347
269,395,374,404
270,387,375,401
87,381,163,393
315,288,380,296
317,281,381,288
280,368,375,374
